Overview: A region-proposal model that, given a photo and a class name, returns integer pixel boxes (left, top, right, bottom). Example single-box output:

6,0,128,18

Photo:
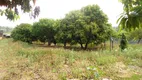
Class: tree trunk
101,43,103,51
112,40,114,50
84,38,90,50
48,41,51,46
104,41,106,50
84,42,88,50
80,43,84,49
53,40,56,46
64,42,66,48
79,39,84,49
44,41,46,44
137,38,141,44
110,38,112,51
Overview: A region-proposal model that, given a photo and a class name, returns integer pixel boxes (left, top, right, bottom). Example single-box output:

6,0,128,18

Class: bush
120,34,128,51
11,23,32,43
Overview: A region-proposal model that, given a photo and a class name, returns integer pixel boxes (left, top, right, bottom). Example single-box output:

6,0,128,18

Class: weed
0,39,142,80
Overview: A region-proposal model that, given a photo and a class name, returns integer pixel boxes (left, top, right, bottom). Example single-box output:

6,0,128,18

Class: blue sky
0,0,123,28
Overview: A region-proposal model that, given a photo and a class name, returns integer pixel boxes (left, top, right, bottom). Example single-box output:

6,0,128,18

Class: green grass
119,74,142,80
0,39,142,80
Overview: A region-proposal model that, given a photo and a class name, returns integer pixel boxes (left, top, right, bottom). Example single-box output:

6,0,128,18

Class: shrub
120,33,128,51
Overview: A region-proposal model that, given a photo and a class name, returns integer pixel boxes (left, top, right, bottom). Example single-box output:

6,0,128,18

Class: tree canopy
0,0,40,20
11,23,32,43
117,0,142,30
32,19,56,45
11,4,114,50
56,5,113,49
128,28,142,44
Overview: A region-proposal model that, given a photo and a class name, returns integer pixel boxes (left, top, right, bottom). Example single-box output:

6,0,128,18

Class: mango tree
11,23,32,43
32,19,56,45
59,5,113,49
80,5,111,49
0,0,40,20
118,0,142,30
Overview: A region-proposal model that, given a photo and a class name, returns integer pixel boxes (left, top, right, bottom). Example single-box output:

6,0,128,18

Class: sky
0,0,123,28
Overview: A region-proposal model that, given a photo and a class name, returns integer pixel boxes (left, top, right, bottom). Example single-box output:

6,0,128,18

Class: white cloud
0,0,123,27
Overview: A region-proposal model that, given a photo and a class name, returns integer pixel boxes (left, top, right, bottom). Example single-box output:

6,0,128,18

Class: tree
117,0,142,30
0,0,40,20
56,18,73,48
58,5,112,49
32,18,56,45
70,10,86,49
11,23,32,43
58,10,86,49
80,5,111,49
51,19,60,45
117,0,142,49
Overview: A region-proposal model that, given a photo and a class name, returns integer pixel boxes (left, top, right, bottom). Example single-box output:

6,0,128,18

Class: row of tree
11,5,114,50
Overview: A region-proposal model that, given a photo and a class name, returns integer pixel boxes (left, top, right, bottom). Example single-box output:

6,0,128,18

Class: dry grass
0,39,142,80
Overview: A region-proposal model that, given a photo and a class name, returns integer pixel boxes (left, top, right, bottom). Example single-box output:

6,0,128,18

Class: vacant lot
0,39,142,80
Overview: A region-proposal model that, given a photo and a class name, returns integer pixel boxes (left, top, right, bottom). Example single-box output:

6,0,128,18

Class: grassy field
0,39,142,80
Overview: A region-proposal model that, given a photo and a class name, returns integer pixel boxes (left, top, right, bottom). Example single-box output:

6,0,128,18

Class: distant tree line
0,26,13,33
11,5,115,50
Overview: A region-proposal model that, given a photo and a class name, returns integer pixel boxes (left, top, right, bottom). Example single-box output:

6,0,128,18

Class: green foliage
0,9,20,21
56,18,72,47
120,34,128,51
118,0,142,30
79,5,113,49
11,23,32,43
17,49,47,62
11,4,114,49
0,0,40,20
56,5,113,49
32,19,56,44
86,66,100,79
117,12,141,31
96,55,116,65
128,28,142,43
120,74,142,80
